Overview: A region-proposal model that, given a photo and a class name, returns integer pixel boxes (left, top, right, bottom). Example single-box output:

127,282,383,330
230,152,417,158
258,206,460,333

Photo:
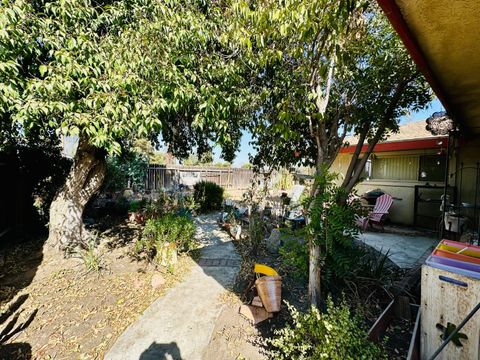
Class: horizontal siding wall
372,156,419,181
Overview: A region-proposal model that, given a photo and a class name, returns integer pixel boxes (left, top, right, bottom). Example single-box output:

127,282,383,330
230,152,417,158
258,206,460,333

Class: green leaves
1,0,252,161
304,170,362,286
269,298,387,359
234,1,431,173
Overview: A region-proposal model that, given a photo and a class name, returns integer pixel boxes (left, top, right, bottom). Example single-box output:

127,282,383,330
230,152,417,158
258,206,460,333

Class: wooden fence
145,165,255,191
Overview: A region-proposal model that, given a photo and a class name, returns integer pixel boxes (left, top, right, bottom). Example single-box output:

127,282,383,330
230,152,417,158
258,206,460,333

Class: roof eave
376,0,463,128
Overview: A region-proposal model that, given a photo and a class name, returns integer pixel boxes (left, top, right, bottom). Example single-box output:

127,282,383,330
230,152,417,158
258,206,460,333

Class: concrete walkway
105,214,240,360
358,232,438,268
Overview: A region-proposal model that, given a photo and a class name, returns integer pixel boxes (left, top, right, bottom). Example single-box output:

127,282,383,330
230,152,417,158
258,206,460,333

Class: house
332,120,448,228
375,3,480,358
372,0,480,238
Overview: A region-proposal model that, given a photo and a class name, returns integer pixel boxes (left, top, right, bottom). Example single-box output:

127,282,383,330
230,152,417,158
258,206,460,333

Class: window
419,155,446,182
371,156,419,181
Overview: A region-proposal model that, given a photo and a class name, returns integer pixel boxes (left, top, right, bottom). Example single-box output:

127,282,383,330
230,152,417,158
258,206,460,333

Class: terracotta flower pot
128,211,145,224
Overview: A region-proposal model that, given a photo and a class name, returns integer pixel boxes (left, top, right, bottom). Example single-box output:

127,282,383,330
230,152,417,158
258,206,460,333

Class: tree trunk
308,241,322,307
307,159,325,307
45,138,106,254
306,56,335,307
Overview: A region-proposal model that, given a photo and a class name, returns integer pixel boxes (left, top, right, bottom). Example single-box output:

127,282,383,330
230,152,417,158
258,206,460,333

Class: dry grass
0,238,194,359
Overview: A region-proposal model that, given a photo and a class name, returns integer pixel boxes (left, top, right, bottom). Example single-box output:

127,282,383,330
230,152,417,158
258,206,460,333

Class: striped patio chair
359,194,394,231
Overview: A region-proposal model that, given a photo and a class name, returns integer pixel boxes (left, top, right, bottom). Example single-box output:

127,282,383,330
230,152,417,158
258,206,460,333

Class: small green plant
244,209,267,255
279,238,308,282
129,199,146,212
304,170,362,289
81,241,101,272
178,194,199,215
136,214,196,264
269,298,386,360
193,181,224,213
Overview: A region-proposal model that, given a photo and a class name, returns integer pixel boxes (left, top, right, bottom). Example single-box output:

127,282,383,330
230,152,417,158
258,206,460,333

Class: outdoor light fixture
426,111,455,135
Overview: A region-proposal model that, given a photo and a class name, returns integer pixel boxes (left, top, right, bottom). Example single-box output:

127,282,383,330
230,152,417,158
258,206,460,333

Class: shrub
178,194,199,215
304,170,362,289
269,298,386,360
103,152,148,193
129,199,146,212
279,238,308,282
136,214,196,264
142,192,177,219
244,209,267,255
142,192,198,220
193,181,224,213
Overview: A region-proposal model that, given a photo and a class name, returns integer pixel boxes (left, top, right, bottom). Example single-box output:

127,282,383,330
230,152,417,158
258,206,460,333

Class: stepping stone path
105,213,240,360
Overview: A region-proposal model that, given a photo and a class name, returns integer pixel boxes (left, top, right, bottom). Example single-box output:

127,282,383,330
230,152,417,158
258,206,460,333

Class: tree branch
343,71,420,192
341,121,368,188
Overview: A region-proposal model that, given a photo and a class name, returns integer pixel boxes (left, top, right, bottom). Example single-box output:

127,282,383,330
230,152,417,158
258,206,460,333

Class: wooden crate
421,265,480,359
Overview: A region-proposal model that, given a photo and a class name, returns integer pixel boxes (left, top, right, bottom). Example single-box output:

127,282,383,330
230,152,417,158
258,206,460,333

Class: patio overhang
377,0,480,134
340,137,448,154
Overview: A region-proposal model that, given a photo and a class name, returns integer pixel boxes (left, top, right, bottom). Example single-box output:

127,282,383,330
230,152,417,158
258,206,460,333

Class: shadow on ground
0,236,43,359
0,294,38,359
140,342,182,360
0,236,44,306
87,214,141,249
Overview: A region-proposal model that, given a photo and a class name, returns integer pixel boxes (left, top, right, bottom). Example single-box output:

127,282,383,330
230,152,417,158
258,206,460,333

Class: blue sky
218,97,445,167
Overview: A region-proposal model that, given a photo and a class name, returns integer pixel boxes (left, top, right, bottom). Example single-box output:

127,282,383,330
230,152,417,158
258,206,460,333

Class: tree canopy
1,0,256,251
227,0,432,306
231,1,432,178
1,0,253,160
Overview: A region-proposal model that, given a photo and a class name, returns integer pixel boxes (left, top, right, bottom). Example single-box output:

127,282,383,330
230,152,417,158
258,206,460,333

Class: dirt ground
203,227,310,360
203,292,266,360
0,222,194,360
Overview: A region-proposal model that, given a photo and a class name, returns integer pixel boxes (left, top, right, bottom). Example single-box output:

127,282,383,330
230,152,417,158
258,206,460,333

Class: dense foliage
103,152,148,193
137,214,196,263
193,181,224,213
1,0,254,251
304,171,361,286
2,0,251,157
279,238,309,282
230,1,432,176
269,298,386,360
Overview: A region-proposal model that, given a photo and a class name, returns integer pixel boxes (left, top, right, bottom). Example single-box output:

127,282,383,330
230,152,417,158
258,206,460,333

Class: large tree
1,0,252,253
231,1,432,305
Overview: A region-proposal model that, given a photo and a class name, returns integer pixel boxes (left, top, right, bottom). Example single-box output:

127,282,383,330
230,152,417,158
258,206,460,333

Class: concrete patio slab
105,213,239,360
358,232,438,268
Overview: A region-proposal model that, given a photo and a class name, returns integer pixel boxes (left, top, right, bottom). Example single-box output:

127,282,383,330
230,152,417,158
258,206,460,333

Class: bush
136,214,196,264
129,199,147,212
244,208,267,255
269,298,386,360
305,170,362,289
193,181,224,213
141,192,198,220
279,238,308,282
103,152,148,193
